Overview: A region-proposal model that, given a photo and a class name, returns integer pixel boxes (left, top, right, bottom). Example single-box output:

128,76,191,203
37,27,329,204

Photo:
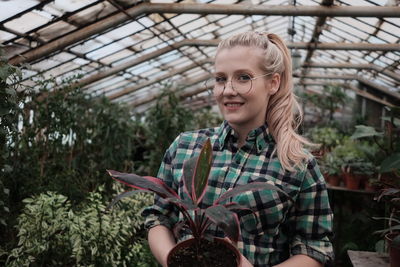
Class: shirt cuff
144,214,174,231
291,238,334,265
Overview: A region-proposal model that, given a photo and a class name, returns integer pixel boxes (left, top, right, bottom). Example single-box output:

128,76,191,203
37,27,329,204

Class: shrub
6,186,157,267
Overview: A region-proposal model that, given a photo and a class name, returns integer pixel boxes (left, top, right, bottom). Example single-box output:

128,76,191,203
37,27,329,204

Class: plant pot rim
167,237,241,267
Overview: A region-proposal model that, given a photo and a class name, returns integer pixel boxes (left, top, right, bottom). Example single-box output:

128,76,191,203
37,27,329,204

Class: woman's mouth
224,102,244,110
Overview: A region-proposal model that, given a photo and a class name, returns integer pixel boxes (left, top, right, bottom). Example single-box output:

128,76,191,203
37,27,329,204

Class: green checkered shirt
143,120,333,266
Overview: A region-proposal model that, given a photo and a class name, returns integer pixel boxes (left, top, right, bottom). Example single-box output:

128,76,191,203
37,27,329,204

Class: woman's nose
222,80,237,95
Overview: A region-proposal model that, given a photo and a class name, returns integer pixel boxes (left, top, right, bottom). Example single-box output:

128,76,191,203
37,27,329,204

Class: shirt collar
216,120,275,153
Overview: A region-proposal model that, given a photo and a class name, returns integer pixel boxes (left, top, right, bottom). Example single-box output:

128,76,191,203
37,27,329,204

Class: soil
167,238,239,267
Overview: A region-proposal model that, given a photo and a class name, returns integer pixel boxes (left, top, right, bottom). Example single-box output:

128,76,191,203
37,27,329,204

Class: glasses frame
206,72,272,96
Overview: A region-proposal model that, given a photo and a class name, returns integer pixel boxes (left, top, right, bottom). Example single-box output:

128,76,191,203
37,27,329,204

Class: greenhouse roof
2,0,400,112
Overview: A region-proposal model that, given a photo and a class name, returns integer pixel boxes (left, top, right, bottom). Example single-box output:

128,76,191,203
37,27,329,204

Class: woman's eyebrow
214,69,254,75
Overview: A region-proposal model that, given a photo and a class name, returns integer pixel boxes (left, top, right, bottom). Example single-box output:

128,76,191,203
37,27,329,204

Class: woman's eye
236,74,252,82
215,77,226,83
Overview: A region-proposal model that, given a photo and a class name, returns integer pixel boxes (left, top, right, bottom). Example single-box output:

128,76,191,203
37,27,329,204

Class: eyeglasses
205,73,272,96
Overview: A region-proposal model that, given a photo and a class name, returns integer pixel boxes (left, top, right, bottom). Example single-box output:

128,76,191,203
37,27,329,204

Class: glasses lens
232,74,252,94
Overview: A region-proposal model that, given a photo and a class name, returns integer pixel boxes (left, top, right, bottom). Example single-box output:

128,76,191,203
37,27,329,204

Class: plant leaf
182,156,197,203
165,197,196,210
215,182,292,205
351,125,382,139
106,190,147,211
107,170,179,199
380,153,400,173
375,188,400,202
205,205,240,243
191,138,212,205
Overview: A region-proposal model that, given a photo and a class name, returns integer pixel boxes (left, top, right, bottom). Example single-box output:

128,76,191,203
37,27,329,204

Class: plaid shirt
143,120,333,266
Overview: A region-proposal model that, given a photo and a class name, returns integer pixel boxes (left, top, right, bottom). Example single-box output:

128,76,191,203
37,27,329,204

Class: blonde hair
216,31,314,171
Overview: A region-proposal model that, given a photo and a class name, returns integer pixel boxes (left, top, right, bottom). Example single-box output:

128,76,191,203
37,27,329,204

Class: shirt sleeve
141,135,181,231
289,157,334,265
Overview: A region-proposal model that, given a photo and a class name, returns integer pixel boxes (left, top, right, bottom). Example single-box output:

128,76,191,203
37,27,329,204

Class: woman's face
214,46,280,132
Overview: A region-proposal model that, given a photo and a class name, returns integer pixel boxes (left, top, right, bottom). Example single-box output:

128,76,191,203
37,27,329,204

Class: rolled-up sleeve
141,135,181,231
290,158,334,265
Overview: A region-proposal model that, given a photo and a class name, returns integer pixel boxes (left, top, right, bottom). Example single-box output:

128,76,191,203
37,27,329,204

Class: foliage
3,75,143,209
192,107,223,130
300,85,350,126
1,73,151,264
0,49,23,229
331,138,377,176
142,85,196,176
6,186,157,267
351,106,400,249
307,126,344,154
108,138,292,245
320,150,343,176
351,107,400,176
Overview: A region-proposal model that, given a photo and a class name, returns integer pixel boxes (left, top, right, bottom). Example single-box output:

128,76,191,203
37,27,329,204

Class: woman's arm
273,254,323,267
148,225,176,267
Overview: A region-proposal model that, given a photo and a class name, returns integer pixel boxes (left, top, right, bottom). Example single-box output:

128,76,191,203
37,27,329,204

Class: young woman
142,31,333,267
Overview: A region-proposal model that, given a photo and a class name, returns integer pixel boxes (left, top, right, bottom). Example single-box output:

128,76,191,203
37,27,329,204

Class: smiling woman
143,31,333,267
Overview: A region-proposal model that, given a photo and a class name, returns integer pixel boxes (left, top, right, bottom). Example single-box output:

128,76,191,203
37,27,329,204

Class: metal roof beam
296,73,400,100
129,73,209,108
8,2,400,65
108,58,213,100
298,81,394,107
301,0,334,78
303,62,400,82
76,40,399,89
76,39,218,88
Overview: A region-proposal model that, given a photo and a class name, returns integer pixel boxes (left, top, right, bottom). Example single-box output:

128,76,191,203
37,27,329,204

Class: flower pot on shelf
385,233,400,267
326,175,341,187
343,172,362,190
167,237,241,267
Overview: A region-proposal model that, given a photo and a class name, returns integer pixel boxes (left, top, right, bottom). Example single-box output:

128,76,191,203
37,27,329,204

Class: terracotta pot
167,237,241,267
327,175,341,187
364,180,377,192
386,233,400,267
343,172,362,190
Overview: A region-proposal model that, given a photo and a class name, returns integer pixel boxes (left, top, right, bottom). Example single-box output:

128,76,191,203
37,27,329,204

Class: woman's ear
268,73,280,95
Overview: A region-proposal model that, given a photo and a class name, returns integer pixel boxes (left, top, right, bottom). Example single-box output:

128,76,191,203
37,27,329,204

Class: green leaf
193,139,212,204
5,87,16,96
205,205,240,243
106,190,144,211
380,153,400,173
351,125,382,139
0,107,10,116
382,116,400,128
182,156,197,203
107,170,179,199
216,181,292,205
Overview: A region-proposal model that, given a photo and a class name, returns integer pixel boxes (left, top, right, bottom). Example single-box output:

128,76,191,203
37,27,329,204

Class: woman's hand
240,253,254,267
148,225,176,267
222,237,254,267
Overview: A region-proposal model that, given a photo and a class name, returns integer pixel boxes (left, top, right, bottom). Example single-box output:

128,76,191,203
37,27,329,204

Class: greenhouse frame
1,0,400,266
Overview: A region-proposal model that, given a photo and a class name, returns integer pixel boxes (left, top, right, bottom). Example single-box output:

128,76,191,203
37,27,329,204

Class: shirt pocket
234,176,291,237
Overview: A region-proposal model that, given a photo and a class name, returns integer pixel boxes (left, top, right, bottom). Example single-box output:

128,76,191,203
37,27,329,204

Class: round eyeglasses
205,73,272,96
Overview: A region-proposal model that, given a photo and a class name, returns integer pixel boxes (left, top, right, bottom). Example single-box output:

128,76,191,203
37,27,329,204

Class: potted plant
374,187,400,267
307,126,343,157
320,150,343,187
107,138,292,267
352,106,400,266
